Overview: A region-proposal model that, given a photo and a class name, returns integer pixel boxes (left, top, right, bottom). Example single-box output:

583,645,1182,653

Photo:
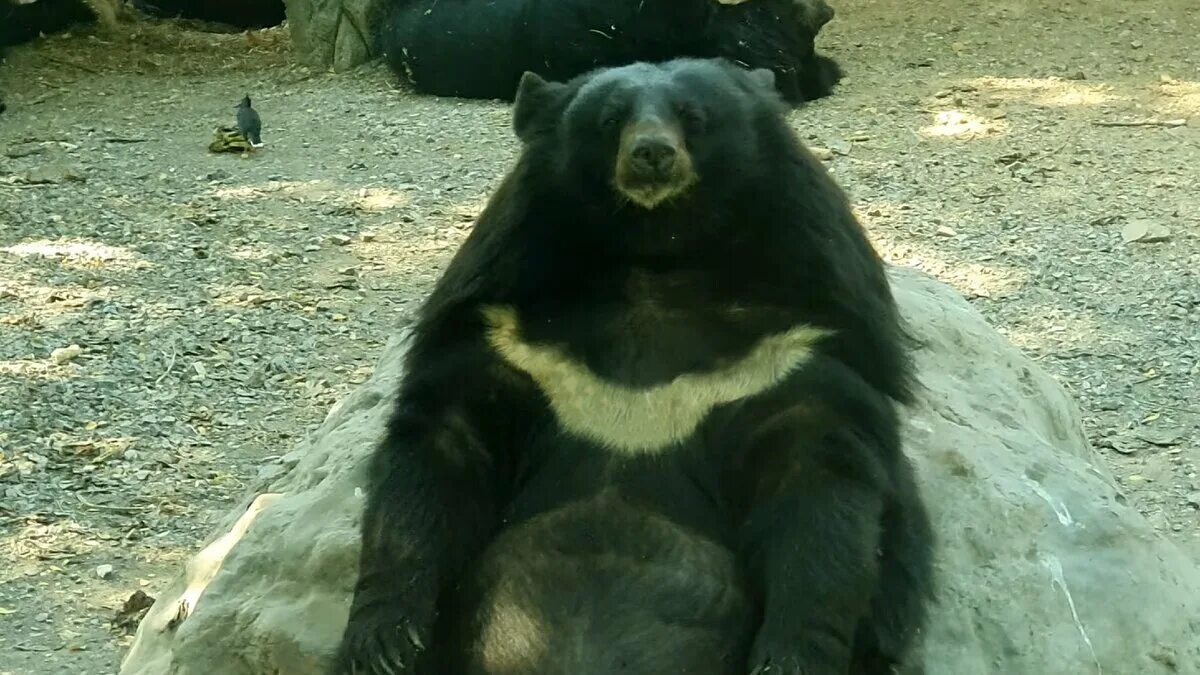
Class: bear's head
512,58,787,211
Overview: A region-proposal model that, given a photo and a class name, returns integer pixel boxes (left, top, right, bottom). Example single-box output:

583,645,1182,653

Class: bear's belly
454,491,754,675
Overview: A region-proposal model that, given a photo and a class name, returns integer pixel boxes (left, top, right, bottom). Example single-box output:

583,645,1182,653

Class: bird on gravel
235,94,263,148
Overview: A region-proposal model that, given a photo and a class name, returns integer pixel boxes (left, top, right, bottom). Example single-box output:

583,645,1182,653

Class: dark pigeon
236,94,263,147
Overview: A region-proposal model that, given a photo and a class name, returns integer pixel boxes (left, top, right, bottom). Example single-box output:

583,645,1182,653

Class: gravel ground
0,0,1197,672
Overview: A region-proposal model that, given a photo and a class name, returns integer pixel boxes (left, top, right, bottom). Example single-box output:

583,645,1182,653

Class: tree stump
284,0,375,72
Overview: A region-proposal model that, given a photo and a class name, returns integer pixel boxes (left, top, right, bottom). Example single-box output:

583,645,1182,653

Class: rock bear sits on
329,57,935,675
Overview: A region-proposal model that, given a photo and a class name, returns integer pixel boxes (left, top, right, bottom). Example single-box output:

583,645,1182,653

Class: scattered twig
155,347,178,385
13,641,59,652
1130,373,1163,386
4,146,46,159
15,135,70,144
1129,398,1200,417
29,89,67,106
1092,118,1187,128
282,68,322,86
76,493,144,513
42,55,101,75
1032,350,1102,361
104,137,149,144
1046,125,1080,156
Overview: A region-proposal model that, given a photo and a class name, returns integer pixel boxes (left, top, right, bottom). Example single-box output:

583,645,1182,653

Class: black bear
127,0,284,30
1,0,280,58
330,57,934,675
373,0,844,106
1,0,97,54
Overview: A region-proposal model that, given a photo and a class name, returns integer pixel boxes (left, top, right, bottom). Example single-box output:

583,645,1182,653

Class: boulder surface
118,266,1200,675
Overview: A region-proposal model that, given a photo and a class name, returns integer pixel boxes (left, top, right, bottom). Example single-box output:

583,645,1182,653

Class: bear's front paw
329,613,431,675
748,654,807,675
748,631,842,675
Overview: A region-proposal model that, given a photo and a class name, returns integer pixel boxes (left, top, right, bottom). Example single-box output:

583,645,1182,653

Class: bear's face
513,58,783,211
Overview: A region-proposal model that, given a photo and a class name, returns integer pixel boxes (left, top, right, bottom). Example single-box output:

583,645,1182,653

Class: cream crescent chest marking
481,305,830,455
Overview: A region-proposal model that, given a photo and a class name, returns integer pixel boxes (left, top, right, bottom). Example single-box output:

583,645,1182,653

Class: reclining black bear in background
329,56,933,675
126,0,284,29
0,0,280,59
1,0,97,55
373,0,844,105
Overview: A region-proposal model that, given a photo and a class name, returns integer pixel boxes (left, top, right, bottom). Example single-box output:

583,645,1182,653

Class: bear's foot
329,612,430,675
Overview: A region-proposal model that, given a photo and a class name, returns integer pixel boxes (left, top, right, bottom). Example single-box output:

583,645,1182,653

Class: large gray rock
118,266,1200,675
283,0,375,72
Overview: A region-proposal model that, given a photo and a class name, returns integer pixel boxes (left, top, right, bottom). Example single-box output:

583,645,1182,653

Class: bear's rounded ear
513,71,569,141
746,67,776,92
798,0,835,31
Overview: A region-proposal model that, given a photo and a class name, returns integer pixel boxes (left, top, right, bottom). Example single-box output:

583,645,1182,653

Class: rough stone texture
118,266,1200,675
283,0,374,72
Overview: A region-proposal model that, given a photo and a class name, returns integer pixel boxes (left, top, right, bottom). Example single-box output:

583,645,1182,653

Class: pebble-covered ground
0,0,1197,672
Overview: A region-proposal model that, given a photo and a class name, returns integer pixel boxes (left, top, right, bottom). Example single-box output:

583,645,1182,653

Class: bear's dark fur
0,0,281,58
373,0,843,106
127,0,284,30
1,0,96,54
330,57,933,675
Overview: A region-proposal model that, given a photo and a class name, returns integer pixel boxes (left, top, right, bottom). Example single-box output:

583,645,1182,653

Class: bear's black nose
630,138,677,174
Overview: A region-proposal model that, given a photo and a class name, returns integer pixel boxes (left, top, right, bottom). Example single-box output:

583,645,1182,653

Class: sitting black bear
330,57,934,675
372,0,844,106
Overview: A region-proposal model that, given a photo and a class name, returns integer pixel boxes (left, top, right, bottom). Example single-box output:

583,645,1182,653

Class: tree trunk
284,0,374,72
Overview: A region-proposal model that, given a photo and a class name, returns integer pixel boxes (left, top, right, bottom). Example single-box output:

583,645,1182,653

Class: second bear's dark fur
1,0,96,54
373,0,843,106
330,57,933,675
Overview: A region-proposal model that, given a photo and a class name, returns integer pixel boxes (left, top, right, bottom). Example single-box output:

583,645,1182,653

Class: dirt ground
0,0,1197,672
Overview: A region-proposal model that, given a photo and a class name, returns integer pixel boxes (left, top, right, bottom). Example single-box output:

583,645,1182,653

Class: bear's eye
597,102,627,131
599,112,623,130
676,103,706,131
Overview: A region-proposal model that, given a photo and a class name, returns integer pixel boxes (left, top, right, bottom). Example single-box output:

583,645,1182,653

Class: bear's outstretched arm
329,330,538,675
